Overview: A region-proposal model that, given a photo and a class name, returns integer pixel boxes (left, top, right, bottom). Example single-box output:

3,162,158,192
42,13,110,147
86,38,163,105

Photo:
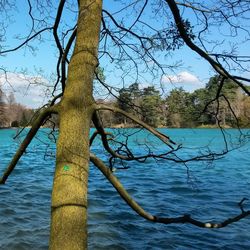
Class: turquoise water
0,128,250,249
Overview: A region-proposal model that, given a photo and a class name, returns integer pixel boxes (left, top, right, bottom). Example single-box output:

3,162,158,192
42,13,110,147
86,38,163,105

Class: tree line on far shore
0,89,36,128
100,75,250,128
1,75,250,129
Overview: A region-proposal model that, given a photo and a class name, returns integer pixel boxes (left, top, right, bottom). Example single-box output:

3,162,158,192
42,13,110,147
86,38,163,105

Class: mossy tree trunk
49,1,102,249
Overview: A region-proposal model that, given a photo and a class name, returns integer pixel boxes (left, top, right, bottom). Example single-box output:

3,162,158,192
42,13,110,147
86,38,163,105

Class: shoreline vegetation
110,123,241,129
1,76,250,130
0,123,248,130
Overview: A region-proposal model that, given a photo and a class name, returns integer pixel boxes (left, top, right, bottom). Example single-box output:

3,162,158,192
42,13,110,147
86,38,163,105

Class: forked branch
89,127,113,147
165,0,250,96
0,106,58,184
0,27,53,55
92,111,131,160
90,153,250,228
92,112,183,168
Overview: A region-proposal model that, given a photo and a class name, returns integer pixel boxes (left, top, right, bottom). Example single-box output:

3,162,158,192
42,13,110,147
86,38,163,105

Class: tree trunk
49,1,102,249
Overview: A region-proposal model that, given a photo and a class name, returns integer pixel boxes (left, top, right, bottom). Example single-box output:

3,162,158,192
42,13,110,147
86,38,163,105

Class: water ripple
0,128,250,249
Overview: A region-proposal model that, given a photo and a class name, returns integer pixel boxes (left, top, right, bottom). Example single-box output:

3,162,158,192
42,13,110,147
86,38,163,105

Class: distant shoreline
1,124,249,129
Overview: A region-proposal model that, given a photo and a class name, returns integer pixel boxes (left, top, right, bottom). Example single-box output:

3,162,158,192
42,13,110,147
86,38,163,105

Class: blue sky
0,0,249,108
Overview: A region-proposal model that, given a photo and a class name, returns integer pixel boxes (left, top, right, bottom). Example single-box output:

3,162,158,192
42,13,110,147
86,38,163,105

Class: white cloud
162,71,200,85
0,72,50,108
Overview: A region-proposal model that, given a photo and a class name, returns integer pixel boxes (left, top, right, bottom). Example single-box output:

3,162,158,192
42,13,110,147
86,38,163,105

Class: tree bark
49,1,102,249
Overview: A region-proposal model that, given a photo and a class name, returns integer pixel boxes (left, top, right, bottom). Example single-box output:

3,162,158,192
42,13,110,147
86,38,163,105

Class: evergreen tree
165,88,195,127
141,86,162,127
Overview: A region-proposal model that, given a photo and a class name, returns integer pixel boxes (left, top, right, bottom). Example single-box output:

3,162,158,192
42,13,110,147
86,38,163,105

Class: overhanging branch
92,111,130,160
90,153,250,228
95,104,176,149
0,106,58,184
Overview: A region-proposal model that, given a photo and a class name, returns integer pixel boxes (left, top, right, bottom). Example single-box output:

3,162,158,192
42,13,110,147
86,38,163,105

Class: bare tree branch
0,105,59,184
165,0,250,96
175,2,211,13
53,0,65,55
92,111,131,160
0,27,53,55
61,27,77,92
90,153,250,229
95,104,176,149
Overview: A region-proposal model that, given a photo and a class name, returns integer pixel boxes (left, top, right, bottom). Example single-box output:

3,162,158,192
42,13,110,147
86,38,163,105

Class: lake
0,128,250,249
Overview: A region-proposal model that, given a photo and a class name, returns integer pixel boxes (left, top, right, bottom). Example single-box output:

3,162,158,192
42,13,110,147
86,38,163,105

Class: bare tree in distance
0,86,8,127
0,0,250,249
